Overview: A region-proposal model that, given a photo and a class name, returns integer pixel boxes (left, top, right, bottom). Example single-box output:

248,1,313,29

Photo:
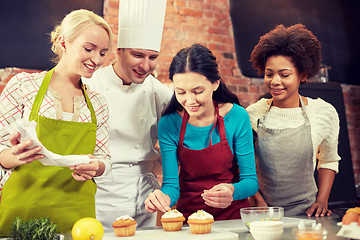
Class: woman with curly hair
246,24,340,217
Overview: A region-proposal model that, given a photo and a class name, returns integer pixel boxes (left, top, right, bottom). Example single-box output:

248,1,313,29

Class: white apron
255,96,317,216
95,161,160,231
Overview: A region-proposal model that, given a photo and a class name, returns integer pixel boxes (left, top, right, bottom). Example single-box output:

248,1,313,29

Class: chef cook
83,0,173,230
0,9,112,235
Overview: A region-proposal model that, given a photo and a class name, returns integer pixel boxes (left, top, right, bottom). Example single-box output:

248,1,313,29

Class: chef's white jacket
83,64,173,230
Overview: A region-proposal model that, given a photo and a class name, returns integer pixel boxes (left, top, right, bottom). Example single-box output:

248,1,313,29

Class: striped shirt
0,71,111,190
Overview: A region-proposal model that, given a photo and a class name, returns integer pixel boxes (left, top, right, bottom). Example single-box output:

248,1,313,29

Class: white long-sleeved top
246,97,341,173
83,64,173,171
82,64,173,228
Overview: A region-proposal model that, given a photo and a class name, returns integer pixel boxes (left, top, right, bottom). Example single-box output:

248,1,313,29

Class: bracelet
0,161,13,171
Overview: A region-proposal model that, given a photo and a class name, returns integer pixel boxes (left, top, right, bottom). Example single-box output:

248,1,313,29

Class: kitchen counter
3,215,349,240
101,215,348,240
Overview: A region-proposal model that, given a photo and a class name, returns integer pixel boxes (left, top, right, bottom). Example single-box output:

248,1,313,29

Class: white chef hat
117,0,167,52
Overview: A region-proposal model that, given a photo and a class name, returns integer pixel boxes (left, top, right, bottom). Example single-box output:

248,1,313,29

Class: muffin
187,210,214,234
160,209,186,231
112,215,137,237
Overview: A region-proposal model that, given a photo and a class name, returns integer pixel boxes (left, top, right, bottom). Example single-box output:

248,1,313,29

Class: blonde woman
0,9,112,235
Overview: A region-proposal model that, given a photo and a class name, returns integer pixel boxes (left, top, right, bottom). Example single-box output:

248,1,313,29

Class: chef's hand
70,155,105,181
0,131,44,169
305,201,332,217
201,183,234,209
144,189,171,213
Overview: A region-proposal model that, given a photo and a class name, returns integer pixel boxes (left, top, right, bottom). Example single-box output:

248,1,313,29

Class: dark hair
163,43,240,115
250,24,321,79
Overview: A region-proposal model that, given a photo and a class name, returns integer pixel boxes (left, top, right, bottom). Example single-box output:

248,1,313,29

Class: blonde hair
50,9,113,63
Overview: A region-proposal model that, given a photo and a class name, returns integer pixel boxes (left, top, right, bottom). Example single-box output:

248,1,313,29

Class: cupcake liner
113,224,137,237
162,221,184,231
189,223,212,234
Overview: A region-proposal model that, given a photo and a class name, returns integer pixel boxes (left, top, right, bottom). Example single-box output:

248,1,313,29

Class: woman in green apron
0,9,112,235
246,24,340,218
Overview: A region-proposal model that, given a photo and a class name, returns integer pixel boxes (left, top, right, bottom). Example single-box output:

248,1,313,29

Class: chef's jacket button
135,145,139,149
129,163,133,167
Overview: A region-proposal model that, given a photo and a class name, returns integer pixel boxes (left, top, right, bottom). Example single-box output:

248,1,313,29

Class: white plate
103,227,238,240
336,222,360,239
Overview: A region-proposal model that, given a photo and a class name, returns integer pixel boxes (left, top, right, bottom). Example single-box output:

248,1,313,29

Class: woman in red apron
246,24,340,217
145,44,258,220
0,10,112,235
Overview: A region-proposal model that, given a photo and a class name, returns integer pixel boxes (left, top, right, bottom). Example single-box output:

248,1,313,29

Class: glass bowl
240,207,284,229
294,227,327,240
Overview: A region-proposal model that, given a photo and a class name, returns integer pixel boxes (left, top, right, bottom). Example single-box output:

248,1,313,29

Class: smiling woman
0,9,112,236
246,24,341,218
144,43,259,221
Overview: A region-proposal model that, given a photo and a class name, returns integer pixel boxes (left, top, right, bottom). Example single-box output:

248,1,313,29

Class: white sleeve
315,100,341,173
246,98,269,132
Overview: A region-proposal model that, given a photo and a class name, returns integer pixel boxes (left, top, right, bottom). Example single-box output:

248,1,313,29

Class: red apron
176,103,249,220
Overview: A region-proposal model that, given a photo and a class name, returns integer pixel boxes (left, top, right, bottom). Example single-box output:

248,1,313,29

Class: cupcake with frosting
187,210,214,234
161,209,186,231
112,215,137,237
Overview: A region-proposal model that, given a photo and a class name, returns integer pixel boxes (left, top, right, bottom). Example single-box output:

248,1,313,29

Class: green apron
0,69,97,236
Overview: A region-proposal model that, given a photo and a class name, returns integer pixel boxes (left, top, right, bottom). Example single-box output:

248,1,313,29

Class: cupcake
112,215,137,237
187,210,214,234
160,209,186,231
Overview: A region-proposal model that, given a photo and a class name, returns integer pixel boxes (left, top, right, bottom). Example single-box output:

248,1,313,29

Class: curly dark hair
250,24,322,79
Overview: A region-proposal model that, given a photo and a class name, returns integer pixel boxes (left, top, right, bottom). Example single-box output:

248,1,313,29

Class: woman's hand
70,155,105,181
144,189,171,213
0,131,44,169
305,201,332,217
252,191,268,207
305,168,335,217
201,183,234,208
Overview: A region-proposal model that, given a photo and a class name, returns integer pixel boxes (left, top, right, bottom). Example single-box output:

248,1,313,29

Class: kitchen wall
0,0,359,197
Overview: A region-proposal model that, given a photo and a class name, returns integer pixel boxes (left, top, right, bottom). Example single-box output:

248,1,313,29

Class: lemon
72,217,104,240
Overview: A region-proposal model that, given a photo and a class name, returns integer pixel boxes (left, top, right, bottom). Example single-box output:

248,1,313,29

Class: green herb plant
9,217,57,240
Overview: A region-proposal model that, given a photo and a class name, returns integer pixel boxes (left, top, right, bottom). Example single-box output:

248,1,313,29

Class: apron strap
178,111,189,146
29,68,54,121
209,103,227,145
29,68,96,124
299,95,310,125
81,82,97,125
178,101,227,147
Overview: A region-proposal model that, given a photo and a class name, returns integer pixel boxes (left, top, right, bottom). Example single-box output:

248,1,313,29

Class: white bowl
250,229,283,240
250,220,284,231
240,207,284,229
294,226,327,240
